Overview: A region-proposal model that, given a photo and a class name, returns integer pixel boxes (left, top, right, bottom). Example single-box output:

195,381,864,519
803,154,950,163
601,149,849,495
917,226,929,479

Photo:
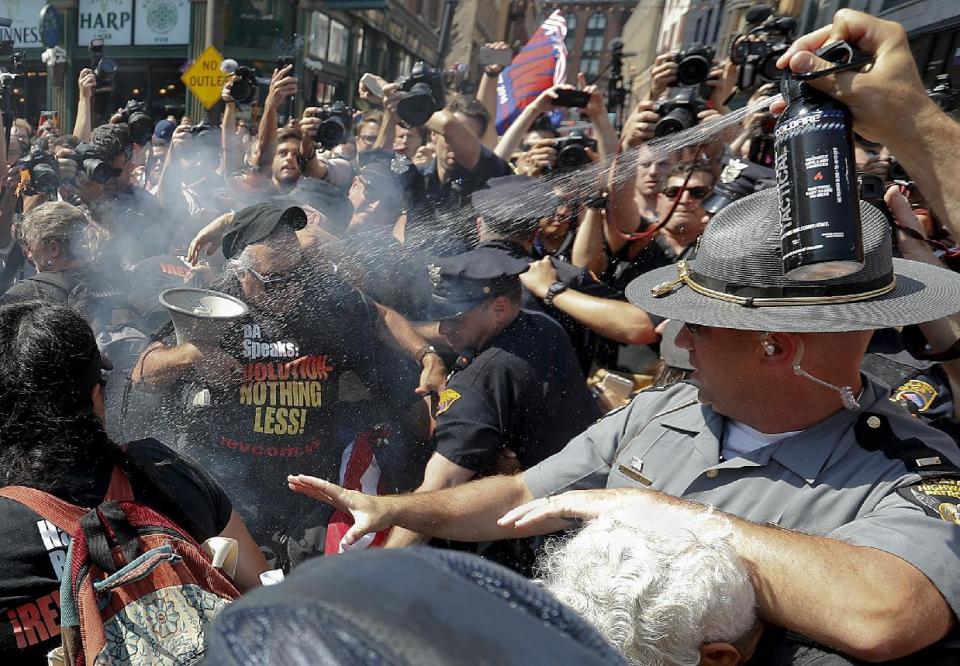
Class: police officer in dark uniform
471,175,648,371
384,246,599,558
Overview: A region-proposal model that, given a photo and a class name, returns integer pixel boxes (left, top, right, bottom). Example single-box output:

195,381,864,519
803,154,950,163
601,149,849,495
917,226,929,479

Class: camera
553,130,598,171
653,87,708,137
230,66,258,106
729,7,796,90
888,156,909,182
673,44,715,87
394,61,446,127
68,143,116,184
314,101,354,149
117,100,154,146
90,38,117,89
17,144,60,195
926,74,960,113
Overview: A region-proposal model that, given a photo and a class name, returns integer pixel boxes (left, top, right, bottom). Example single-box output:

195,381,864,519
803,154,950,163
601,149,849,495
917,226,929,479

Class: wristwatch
543,281,568,307
415,344,440,365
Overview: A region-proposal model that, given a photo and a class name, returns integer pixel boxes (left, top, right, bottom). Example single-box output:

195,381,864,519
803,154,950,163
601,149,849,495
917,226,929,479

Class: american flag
495,11,568,134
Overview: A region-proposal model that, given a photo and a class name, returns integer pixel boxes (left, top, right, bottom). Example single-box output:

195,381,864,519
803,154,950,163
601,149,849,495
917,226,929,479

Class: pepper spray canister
774,76,864,280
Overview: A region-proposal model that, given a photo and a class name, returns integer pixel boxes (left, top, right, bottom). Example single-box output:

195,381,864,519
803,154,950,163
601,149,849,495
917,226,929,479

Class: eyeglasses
358,134,378,145
229,261,296,291
662,186,712,200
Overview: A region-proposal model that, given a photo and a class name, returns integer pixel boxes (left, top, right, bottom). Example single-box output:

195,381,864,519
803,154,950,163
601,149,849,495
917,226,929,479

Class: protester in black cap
133,202,446,569
291,186,960,663
383,246,599,568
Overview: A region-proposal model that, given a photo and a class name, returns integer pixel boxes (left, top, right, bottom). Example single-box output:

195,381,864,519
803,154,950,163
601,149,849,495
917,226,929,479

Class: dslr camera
230,66,258,106
314,101,354,149
394,61,446,127
553,130,598,172
17,144,60,195
90,38,117,89
673,44,715,87
67,143,116,184
729,5,796,90
653,87,708,137
117,100,154,146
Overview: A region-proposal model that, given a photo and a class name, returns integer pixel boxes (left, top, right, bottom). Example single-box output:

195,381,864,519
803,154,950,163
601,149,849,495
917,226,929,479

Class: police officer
290,188,960,662
470,175,649,371
384,245,599,552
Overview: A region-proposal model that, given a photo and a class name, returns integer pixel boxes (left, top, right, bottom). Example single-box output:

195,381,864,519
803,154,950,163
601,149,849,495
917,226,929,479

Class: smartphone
360,72,383,99
479,46,513,67
277,56,295,73
552,89,591,108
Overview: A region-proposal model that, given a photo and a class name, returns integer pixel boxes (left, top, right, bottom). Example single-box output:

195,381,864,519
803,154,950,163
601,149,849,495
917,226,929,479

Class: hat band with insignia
651,259,898,307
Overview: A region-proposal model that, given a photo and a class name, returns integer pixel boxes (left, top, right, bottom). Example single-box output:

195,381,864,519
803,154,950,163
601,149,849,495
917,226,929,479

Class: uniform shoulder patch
892,379,938,413
897,476,960,522
436,388,461,415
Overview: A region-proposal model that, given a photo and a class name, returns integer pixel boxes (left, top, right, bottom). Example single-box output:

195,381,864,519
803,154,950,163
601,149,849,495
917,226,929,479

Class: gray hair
538,504,757,666
19,202,90,260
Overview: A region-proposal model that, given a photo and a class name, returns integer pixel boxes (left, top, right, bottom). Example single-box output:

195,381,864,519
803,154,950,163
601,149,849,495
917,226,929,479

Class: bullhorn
159,288,248,347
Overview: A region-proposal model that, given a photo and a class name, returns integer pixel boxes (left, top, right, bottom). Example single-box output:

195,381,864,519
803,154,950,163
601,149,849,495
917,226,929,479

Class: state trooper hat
627,188,960,332
426,246,530,320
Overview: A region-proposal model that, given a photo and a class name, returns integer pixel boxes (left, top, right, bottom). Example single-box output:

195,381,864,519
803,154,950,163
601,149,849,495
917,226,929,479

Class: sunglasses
662,186,712,200
229,261,296,291
684,322,702,334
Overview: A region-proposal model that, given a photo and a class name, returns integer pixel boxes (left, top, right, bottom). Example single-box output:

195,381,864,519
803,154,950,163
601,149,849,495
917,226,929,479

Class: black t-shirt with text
0,439,231,664
169,266,381,558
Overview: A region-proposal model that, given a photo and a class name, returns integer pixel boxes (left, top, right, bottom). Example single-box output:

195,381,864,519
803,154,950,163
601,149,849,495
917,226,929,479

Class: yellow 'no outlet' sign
181,46,229,110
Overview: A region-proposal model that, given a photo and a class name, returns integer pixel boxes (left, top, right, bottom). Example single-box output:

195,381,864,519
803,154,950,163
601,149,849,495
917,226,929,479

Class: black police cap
222,203,307,260
702,156,776,216
427,246,530,320
471,175,561,235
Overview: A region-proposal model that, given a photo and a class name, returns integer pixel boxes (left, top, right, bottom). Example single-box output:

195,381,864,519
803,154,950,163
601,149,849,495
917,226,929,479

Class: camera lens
317,116,346,149
231,79,253,105
396,83,436,127
557,144,588,169
31,163,59,193
655,107,696,137
95,57,117,85
127,112,154,146
83,158,113,184
676,54,711,86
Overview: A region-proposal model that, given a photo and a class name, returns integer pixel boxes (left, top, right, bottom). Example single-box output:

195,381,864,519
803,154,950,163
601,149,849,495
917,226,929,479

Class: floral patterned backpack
0,466,239,665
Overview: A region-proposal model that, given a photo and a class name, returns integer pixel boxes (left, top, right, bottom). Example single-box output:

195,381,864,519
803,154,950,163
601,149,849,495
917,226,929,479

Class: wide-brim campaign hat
626,188,960,332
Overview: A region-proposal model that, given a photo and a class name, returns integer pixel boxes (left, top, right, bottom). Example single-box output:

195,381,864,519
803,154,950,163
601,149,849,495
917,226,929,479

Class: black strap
691,268,894,300
98,501,141,566
80,509,117,574
80,502,141,574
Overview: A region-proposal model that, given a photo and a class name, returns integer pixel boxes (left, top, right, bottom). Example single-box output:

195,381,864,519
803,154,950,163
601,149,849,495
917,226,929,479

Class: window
586,13,606,31
308,12,329,60
328,20,349,66
565,13,577,51
713,0,725,43
704,9,713,42
580,55,600,76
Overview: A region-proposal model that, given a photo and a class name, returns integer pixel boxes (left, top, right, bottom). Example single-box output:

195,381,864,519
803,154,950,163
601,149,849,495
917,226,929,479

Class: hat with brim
426,247,530,320
626,188,960,333
222,203,307,260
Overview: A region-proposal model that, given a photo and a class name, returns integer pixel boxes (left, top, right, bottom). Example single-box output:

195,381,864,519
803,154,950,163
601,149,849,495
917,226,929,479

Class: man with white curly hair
539,505,761,666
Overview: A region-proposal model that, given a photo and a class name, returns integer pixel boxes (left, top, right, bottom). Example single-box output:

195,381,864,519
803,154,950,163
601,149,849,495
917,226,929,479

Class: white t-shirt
723,420,802,460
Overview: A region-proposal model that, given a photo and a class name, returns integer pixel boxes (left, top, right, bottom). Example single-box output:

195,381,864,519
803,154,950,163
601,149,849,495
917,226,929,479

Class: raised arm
476,42,511,150
251,65,296,169
73,68,97,142
426,108,483,171
776,9,960,241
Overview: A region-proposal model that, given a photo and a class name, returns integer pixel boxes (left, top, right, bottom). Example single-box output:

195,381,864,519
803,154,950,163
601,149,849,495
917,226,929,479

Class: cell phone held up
277,56,295,75
552,89,591,108
479,46,513,68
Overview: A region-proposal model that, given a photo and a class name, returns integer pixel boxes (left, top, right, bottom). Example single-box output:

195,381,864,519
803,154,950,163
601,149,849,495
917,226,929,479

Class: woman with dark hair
0,302,267,663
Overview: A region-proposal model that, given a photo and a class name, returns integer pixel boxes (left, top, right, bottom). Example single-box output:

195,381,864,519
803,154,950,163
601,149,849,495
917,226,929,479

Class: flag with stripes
495,10,568,134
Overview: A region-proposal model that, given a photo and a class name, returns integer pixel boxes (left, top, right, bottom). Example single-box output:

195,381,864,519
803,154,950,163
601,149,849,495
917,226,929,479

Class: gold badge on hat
720,158,748,184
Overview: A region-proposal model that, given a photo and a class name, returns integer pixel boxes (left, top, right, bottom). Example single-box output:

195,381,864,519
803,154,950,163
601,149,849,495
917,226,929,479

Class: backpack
0,465,240,665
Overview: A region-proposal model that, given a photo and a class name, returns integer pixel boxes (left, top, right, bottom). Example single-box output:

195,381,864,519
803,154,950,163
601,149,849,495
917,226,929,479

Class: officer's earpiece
760,332,777,356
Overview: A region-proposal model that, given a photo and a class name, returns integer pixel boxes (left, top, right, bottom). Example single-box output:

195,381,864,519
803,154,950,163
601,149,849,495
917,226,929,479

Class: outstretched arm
502,487,955,662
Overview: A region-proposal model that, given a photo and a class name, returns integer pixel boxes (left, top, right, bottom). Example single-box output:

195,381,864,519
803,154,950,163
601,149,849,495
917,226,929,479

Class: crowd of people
1,7,960,665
